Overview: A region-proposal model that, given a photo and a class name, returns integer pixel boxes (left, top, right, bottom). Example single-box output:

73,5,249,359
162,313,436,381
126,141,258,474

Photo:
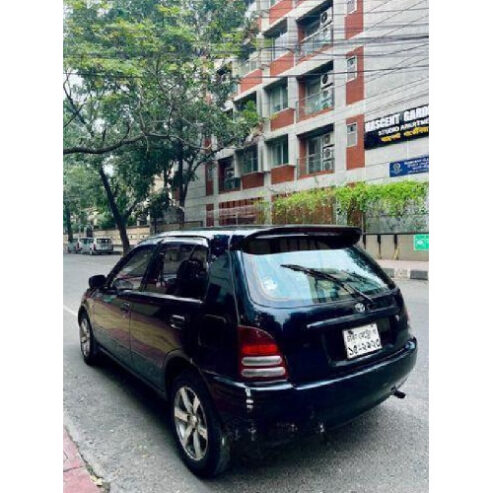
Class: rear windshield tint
241,237,392,307
96,238,111,244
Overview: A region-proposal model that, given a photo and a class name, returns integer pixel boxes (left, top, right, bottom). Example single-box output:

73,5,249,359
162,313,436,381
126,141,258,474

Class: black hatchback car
78,225,417,477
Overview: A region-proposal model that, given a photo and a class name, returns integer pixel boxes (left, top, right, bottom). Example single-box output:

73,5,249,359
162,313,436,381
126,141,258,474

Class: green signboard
413,234,429,251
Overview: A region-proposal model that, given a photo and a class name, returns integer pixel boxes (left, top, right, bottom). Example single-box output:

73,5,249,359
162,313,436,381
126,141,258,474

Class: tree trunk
64,201,74,242
177,196,185,230
98,166,131,254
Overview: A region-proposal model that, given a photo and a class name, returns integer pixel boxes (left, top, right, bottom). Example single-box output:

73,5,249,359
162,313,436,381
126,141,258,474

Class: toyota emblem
354,303,366,313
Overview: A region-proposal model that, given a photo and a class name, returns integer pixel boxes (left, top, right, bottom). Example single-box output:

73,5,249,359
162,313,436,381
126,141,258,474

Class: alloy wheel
173,386,208,461
79,318,91,357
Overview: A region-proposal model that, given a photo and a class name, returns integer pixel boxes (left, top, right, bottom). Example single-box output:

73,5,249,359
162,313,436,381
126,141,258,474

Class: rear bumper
206,338,417,441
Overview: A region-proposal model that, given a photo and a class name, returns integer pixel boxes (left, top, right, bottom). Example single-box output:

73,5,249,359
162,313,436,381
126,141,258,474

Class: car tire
170,370,231,477
79,313,100,365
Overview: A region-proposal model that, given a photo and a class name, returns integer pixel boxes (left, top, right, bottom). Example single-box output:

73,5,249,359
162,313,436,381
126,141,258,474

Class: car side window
145,243,209,299
110,246,154,291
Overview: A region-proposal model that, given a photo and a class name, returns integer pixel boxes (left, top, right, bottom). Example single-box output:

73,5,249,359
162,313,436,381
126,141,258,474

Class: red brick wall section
346,46,364,105
345,0,364,40
270,108,295,131
239,68,262,93
241,172,264,189
270,52,294,77
269,0,293,24
271,164,295,184
218,198,261,225
346,114,365,170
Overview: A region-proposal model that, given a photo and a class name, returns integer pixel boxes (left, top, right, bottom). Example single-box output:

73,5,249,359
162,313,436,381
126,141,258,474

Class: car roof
138,225,361,250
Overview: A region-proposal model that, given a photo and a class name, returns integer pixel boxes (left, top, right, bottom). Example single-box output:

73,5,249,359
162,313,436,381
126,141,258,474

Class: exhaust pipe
392,387,406,399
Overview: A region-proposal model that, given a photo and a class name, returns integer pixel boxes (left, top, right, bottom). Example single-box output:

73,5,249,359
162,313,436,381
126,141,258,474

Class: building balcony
296,87,334,121
298,152,334,177
297,25,333,60
236,57,261,78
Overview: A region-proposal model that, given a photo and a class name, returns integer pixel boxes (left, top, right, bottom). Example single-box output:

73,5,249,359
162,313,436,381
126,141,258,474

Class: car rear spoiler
230,225,362,252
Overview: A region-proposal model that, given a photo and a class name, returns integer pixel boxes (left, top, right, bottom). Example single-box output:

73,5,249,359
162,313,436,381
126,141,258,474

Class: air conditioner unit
320,71,334,89
321,147,334,170
322,146,334,158
322,132,334,148
320,25,332,43
320,7,333,27
320,88,333,109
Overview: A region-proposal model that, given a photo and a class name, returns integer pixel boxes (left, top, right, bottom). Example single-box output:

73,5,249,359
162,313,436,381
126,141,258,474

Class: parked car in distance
79,237,114,255
78,225,417,477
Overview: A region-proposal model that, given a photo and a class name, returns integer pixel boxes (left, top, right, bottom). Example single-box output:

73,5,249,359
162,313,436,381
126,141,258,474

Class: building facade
183,0,429,226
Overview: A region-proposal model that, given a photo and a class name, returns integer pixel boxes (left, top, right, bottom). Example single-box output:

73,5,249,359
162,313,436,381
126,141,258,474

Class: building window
347,0,357,14
267,25,288,60
239,146,258,174
271,137,289,167
305,133,334,174
269,84,288,114
301,73,334,116
219,160,239,191
346,55,357,81
347,123,358,147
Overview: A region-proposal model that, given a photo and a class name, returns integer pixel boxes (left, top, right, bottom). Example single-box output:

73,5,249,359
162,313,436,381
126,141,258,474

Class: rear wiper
280,264,374,303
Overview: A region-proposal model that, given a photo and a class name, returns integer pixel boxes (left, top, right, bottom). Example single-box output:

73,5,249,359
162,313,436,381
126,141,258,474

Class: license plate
343,323,382,360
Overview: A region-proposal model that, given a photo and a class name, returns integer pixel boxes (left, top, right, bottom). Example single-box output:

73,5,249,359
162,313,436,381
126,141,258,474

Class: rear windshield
96,238,111,244
241,237,393,307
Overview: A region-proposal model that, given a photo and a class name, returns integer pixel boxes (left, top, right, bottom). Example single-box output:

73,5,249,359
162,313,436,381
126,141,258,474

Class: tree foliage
64,0,261,244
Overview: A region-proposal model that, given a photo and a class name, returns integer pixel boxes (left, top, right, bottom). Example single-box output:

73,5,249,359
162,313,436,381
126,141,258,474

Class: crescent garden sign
364,104,429,150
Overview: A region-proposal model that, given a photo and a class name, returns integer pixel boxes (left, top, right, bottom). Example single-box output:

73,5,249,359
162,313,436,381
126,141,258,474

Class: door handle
169,314,186,329
120,302,131,313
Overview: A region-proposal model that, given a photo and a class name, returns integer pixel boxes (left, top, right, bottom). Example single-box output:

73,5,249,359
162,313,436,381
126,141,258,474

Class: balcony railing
297,26,333,59
236,57,261,77
296,87,334,120
298,152,334,177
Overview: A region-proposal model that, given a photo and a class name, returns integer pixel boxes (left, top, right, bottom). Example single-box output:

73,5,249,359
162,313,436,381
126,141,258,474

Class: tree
94,141,169,252
63,143,167,253
64,0,261,229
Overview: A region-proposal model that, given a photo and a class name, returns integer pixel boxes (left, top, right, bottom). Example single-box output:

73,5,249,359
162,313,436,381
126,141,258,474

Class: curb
382,267,428,281
63,427,105,493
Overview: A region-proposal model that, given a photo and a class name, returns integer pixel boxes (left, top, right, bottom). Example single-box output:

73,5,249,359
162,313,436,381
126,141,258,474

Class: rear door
129,239,209,388
91,245,155,365
236,234,406,384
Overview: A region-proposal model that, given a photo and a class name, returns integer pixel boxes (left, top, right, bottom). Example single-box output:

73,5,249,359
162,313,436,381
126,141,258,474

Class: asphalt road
64,253,428,493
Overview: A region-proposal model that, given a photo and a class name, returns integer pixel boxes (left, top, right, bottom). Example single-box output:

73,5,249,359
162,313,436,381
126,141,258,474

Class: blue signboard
389,155,429,177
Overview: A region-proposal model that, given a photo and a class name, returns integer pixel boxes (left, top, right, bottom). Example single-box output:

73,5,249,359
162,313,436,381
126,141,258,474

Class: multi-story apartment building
182,0,429,226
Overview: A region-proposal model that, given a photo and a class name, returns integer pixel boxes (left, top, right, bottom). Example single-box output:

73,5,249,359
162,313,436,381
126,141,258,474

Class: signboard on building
364,105,429,149
389,155,429,177
413,234,429,251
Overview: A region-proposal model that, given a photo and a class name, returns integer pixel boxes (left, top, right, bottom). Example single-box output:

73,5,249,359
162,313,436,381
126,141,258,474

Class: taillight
238,326,288,381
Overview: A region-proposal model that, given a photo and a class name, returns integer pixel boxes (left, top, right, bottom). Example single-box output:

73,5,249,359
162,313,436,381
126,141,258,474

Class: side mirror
89,274,106,289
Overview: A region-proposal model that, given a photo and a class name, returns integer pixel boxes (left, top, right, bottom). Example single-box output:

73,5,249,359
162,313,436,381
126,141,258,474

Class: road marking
64,305,78,317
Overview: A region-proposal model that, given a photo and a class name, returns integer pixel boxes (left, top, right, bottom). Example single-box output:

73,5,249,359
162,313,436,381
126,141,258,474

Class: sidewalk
377,259,429,281
63,428,103,493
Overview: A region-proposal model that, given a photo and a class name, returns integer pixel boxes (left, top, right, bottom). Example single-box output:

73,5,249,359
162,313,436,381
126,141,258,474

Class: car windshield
240,236,393,307
97,238,111,244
